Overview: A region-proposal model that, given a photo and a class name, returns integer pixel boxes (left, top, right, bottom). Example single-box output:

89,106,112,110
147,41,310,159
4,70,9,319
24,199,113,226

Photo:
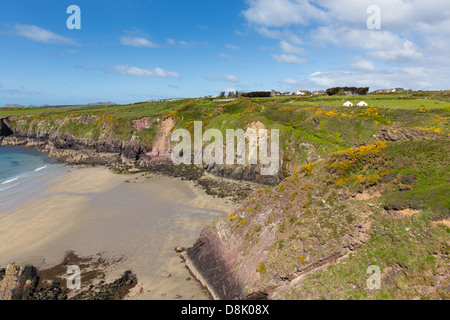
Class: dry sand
0,167,235,300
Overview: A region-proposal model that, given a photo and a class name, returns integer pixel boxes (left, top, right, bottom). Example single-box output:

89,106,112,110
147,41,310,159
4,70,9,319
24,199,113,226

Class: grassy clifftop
1,93,449,172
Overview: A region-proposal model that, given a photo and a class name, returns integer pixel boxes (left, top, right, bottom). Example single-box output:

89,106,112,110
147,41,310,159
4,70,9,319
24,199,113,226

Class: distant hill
3,102,118,109
86,102,118,107
3,104,26,108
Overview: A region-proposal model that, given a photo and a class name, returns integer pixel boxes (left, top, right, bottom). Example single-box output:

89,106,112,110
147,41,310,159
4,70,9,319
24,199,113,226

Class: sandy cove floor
0,166,235,300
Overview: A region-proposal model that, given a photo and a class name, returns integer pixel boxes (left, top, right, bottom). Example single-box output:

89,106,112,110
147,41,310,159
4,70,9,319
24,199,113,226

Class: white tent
343,101,353,107
357,101,368,107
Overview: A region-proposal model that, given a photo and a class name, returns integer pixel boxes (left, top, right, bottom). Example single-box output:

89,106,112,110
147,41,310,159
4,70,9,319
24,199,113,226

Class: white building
357,101,368,107
343,101,354,107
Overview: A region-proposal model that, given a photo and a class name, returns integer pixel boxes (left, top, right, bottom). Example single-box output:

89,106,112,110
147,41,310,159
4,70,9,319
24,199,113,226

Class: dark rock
242,291,269,300
0,264,137,301
175,246,187,253
185,231,243,300
0,118,13,138
125,280,133,286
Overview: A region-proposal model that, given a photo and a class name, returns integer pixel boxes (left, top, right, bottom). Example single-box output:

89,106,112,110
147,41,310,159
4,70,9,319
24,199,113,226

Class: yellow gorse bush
166,101,192,118
326,141,388,176
324,142,389,186
304,106,385,120
300,162,317,175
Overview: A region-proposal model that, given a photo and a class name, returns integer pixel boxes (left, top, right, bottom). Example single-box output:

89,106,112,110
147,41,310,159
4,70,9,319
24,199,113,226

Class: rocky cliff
0,261,137,300
0,114,285,190
184,140,450,300
1,115,165,169
0,115,275,203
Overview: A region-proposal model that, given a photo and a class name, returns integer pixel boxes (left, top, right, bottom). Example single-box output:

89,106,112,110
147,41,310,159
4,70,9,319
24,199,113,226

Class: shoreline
0,138,269,300
0,164,236,300
0,137,265,202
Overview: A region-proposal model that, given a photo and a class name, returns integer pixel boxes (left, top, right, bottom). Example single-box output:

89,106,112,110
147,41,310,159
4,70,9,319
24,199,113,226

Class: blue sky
1,0,449,106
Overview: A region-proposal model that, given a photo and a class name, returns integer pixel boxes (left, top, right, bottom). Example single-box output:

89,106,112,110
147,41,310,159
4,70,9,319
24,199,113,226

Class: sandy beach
0,166,235,300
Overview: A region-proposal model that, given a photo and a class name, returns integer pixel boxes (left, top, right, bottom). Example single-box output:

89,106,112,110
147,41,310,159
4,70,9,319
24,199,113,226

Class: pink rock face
132,117,152,132
146,147,159,157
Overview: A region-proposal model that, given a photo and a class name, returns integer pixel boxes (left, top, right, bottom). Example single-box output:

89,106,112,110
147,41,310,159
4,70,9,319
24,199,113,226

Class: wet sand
0,167,235,300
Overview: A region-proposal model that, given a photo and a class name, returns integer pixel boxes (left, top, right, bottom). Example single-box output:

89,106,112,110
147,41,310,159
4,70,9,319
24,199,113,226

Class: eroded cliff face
183,177,369,300
183,140,450,300
0,115,287,201
0,115,297,187
0,116,172,170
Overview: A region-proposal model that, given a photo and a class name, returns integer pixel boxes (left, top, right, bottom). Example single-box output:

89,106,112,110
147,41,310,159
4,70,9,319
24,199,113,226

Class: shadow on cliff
0,118,13,138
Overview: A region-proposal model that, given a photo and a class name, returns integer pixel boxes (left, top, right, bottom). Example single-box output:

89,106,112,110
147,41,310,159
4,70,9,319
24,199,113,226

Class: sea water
0,146,66,211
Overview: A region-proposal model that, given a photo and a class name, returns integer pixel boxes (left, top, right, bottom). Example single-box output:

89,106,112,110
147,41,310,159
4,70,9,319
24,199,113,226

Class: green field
1,93,449,150
291,93,450,110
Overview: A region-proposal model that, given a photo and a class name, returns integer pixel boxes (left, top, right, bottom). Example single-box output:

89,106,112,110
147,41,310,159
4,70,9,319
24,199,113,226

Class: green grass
382,140,450,218
1,95,449,169
291,211,449,300
290,93,450,110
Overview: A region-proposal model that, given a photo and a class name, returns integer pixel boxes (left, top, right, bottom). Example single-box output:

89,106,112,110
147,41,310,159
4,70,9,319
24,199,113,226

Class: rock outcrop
374,127,446,142
0,264,137,300
0,116,182,173
0,265,38,300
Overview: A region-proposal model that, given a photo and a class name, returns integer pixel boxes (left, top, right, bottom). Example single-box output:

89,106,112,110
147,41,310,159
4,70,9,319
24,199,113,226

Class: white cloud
368,41,423,61
243,0,449,60
244,0,450,33
310,27,423,61
120,36,158,48
243,0,450,89
318,0,450,34
271,54,307,64
113,65,180,78
207,75,240,83
310,72,322,77
255,26,303,44
308,72,336,87
13,24,79,45
224,75,240,82
350,58,377,71
165,39,211,49
243,0,327,27
280,40,306,55
307,66,447,91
